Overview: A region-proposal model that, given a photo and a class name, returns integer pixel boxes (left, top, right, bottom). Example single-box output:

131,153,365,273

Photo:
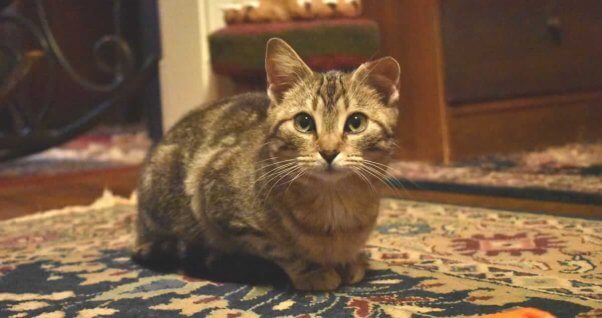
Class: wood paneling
363,0,449,162
448,92,602,160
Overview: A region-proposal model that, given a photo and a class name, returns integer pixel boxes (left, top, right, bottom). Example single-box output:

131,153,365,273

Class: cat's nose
319,150,339,164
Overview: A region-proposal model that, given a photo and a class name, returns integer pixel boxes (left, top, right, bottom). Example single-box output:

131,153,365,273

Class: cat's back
138,92,270,231
162,92,270,156
136,92,271,243
139,92,270,195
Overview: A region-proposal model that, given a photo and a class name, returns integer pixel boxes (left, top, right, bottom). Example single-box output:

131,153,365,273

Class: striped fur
135,38,400,291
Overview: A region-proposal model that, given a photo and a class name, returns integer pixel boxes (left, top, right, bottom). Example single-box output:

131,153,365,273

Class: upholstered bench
209,18,379,90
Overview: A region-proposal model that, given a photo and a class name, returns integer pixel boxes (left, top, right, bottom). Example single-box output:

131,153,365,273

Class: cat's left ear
352,57,400,106
265,38,313,104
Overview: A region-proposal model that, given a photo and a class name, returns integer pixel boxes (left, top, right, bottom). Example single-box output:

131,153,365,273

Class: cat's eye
294,112,315,133
345,113,367,133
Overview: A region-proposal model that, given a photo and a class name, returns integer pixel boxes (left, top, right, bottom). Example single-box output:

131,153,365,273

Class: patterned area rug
0,126,151,178
390,142,602,205
1,193,600,317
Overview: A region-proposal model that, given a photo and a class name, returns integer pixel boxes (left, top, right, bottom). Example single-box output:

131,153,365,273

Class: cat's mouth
306,164,353,180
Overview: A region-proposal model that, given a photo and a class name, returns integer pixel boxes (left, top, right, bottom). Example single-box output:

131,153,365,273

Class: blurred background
0,0,600,217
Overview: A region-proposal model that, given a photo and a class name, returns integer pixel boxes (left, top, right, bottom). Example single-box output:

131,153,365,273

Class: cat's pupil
349,116,361,129
346,113,366,132
297,115,312,130
294,113,314,132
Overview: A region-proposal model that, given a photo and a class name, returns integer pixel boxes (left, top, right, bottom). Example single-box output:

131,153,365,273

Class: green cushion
209,19,380,78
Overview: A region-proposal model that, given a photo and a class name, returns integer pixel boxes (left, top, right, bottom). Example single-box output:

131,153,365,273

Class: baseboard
447,91,602,161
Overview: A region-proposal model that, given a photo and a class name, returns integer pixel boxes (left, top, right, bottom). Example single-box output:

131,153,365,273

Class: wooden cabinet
364,0,602,162
442,0,602,103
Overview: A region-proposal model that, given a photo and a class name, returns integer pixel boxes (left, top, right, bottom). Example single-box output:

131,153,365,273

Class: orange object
478,308,556,318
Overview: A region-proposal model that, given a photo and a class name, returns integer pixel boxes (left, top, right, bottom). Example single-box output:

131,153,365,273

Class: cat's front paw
290,267,341,291
337,258,367,285
131,240,179,271
337,253,369,285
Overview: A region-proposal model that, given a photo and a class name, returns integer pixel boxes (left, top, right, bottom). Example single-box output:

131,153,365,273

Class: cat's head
264,38,400,181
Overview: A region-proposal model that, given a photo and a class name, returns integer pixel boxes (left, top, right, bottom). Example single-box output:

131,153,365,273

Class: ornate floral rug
0,126,150,178
390,142,602,205
0,192,600,317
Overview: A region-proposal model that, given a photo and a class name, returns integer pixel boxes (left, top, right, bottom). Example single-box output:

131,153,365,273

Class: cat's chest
292,188,379,232
280,189,379,264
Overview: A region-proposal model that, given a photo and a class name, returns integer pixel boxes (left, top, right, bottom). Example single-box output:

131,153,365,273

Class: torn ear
352,57,400,106
265,38,312,104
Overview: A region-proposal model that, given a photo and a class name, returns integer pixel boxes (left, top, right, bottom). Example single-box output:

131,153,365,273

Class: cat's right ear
265,38,312,104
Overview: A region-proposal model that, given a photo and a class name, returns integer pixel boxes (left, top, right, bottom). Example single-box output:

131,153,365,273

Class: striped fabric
209,19,380,78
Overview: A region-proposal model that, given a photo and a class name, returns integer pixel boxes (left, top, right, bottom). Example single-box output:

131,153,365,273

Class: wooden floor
0,166,140,221
0,165,599,221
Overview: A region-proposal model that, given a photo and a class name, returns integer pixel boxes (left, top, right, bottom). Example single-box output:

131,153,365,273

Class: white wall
157,0,233,131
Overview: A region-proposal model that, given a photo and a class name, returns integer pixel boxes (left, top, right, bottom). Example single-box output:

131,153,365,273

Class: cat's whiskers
255,158,298,173
257,167,299,200
359,160,398,179
261,156,319,199
254,161,298,182
260,165,303,201
262,164,300,186
349,166,377,194
349,158,411,197
349,162,387,190
359,158,422,190
255,166,298,190
346,158,397,192
357,164,401,196
283,167,308,196
255,155,279,164
255,156,316,195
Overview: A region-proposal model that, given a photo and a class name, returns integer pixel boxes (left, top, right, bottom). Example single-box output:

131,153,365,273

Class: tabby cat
134,38,400,291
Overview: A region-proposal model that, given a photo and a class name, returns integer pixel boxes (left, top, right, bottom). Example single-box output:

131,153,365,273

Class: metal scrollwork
0,0,158,161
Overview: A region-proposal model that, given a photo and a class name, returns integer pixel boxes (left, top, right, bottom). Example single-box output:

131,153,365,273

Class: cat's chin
306,166,354,182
